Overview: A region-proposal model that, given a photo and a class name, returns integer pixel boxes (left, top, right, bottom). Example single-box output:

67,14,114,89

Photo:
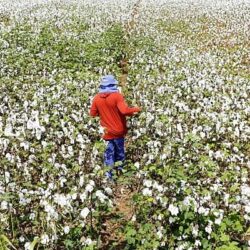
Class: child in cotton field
90,75,141,179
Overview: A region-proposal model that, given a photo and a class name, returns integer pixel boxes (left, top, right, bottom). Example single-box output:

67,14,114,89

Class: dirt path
119,0,142,86
99,3,143,247
98,0,141,250
100,184,136,249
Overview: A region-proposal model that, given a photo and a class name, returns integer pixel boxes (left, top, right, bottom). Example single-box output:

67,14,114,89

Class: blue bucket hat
100,75,118,86
99,75,119,93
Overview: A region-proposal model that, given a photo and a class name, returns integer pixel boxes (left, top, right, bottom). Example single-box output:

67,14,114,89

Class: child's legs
113,138,125,170
104,140,115,178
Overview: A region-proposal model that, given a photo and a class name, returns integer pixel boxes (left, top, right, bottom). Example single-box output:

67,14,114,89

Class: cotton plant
0,0,250,249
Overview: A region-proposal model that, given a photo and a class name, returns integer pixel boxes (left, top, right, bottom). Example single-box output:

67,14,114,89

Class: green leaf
127,228,136,236
30,237,39,250
220,234,230,242
0,234,16,250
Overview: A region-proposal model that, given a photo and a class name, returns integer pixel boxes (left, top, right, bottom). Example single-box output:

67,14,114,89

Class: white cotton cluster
40,234,49,245
0,0,249,248
80,207,90,219
0,201,8,210
53,194,72,208
95,190,108,203
168,204,179,216
85,180,95,193
40,200,58,221
26,111,46,140
205,221,213,235
142,188,152,196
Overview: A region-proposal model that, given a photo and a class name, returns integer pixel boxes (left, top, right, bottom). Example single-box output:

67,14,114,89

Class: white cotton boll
80,207,90,219
198,207,206,214
168,204,179,216
79,193,87,202
41,234,49,245
43,114,50,123
160,154,167,160
192,224,199,237
200,131,206,138
205,224,212,234
68,146,74,156
60,178,67,188
23,100,29,109
215,217,222,225
183,196,192,206
78,155,84,165
64,226,70,234
24,242,31,250
144,179,152,188
96,190,107,203
169,217,175,224
94,165,101,171
71,193,77,200
77,134,84,144
176,123,183,133
85,184,94,193
214,150,223,159
43,203,58,220
19,236,25,242
20,141,29,150
85,238,93,246
4,171,10,183
241,185,250,197
27,119,35,130
142,188,152,196
131,215,136,222
233,146,239,153
104,187,112,195
79,176,84,187
149,154,154,161
89,180,95,186
48,183,55,190
242,177,247,183
234,127,240,137
134,162,140,169
36,130,42,140
99,126,105,134
245,205,250,213
71,114,79,122
223,193,230,206
40,125,46,133
156,230,163,239
195,240,201,247
54,194,68,207
1,201,8,210
42,141,48,148
176,243,188,250
154,183,164,192
4,123,14,137
29,213,35,220
6,153,14,162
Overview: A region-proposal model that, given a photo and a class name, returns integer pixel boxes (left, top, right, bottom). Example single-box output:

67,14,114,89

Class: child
90,75,141,179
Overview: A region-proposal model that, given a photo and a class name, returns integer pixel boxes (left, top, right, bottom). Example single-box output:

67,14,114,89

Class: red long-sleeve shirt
90,92,140,140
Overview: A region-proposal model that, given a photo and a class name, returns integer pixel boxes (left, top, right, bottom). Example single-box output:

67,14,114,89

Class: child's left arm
90,99,99,117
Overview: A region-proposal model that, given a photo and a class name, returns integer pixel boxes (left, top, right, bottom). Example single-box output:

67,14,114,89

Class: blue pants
104,138,125,178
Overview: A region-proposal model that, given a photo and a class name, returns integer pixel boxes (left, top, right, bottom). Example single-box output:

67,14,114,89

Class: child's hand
134,108,141,115
136,107,142,112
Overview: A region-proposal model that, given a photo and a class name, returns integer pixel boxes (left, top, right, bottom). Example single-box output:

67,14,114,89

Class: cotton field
0,0,250,249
